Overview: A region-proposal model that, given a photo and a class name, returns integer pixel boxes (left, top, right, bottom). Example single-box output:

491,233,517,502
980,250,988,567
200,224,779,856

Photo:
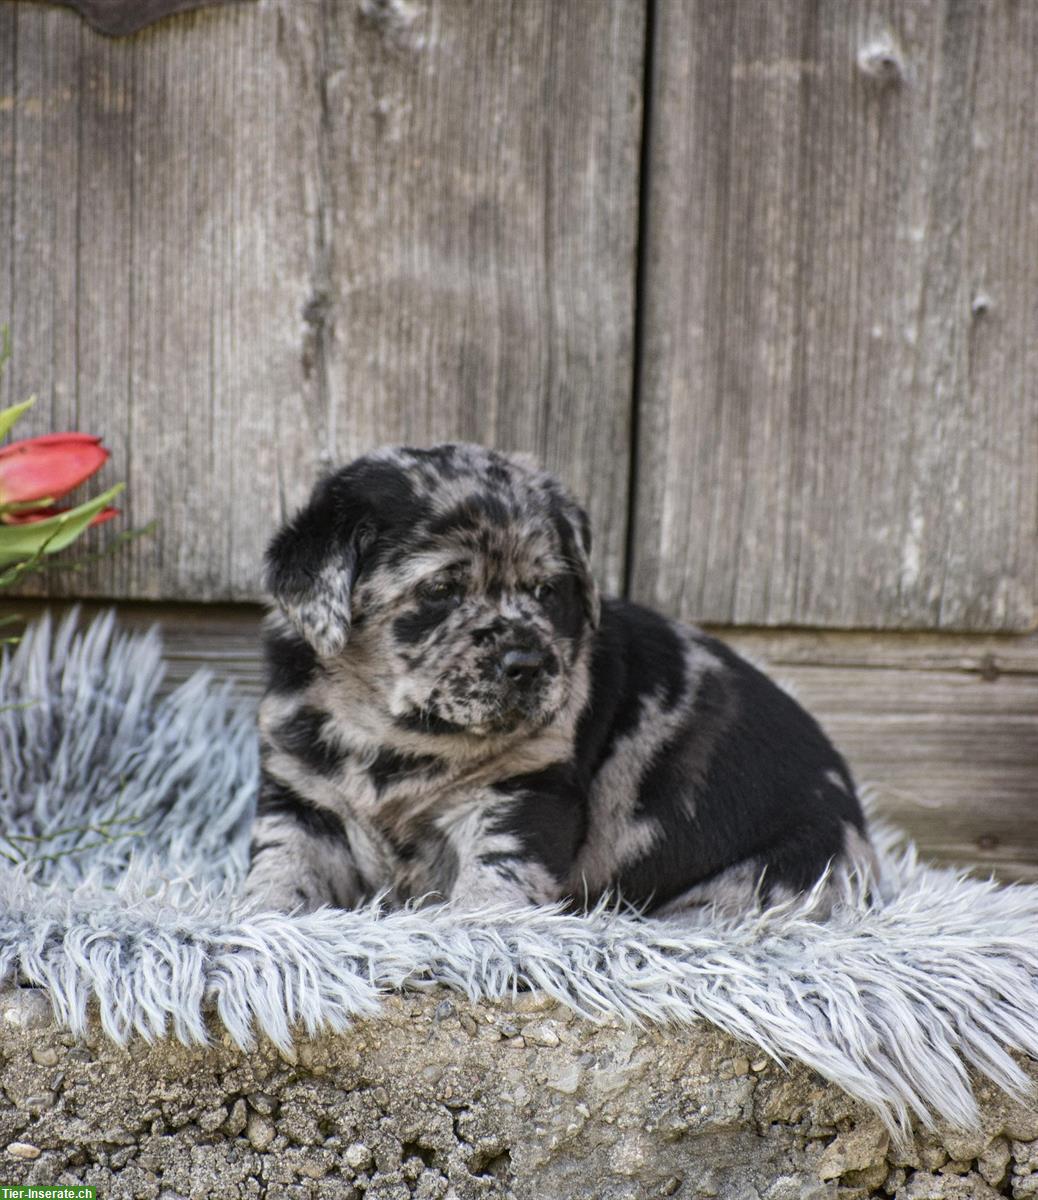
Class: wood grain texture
0,0,643,601
6,600,1034,882
633,0,1038,632
1,0,325,600
314,0,643,593
28,1,254,38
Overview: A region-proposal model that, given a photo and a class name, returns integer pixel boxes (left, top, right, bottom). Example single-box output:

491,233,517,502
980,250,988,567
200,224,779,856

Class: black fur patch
257,775,350,844
265,475,358,605
490,764,588,883
394,709,470,736
248,839,285,861
538,574,584,644
611,619,862,910
274,706,348,777
368,747,445,796
392,602,457,646
263,627,320,694
427,494,513,539
573,598,687,778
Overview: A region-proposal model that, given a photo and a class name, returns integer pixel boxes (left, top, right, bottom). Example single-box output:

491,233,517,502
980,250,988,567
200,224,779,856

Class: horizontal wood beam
4,600,1036,883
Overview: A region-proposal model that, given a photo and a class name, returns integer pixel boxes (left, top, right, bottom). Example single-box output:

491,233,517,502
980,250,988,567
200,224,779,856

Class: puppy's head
267,443,599,737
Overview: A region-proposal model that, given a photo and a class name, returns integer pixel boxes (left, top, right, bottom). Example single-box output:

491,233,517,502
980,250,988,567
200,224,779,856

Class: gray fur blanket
1,611,1036,1137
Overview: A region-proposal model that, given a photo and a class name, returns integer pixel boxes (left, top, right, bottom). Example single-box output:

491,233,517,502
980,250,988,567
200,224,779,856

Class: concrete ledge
0,987,1036,1200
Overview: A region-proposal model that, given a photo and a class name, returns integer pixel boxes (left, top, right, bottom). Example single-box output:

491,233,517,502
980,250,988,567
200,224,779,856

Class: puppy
244,443,875,915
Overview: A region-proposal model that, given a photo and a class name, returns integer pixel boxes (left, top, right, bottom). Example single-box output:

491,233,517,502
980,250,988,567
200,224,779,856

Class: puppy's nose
500,647,547,686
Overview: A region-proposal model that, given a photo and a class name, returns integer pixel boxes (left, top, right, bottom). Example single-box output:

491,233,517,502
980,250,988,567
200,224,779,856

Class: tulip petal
0,503,118,526
0,435,109,505
0,432,105,457
0,505,65,524
88,506,120,528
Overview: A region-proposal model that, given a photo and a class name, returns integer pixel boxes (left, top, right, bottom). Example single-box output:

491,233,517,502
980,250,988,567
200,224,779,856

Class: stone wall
1,986,1036,1200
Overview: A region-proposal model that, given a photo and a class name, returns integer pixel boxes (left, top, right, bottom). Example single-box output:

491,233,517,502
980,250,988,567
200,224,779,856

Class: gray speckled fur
246,445,599,911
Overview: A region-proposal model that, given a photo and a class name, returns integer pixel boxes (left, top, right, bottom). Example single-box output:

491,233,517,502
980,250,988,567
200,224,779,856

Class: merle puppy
244,443,874,915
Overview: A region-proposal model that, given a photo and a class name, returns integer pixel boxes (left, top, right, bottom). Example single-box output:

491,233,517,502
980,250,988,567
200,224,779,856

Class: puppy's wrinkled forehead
365,444,577,586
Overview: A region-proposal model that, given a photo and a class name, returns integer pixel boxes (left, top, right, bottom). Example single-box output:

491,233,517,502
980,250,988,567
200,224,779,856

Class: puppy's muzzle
500,646,549,690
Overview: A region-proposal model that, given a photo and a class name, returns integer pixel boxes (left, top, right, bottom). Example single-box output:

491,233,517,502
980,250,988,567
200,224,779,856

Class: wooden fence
1,0,1036,877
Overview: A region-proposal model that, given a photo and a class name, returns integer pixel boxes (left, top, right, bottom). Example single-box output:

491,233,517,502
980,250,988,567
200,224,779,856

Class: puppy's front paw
242,870,326,914
448,860,561,910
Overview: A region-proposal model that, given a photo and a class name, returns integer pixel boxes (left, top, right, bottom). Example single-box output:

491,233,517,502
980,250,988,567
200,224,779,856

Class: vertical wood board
633,0,1038,632
315,0,643,592
1,0,325,600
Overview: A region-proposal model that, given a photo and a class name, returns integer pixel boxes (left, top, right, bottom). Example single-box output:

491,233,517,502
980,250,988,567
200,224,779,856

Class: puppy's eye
529,580,557,603
419,578,464,604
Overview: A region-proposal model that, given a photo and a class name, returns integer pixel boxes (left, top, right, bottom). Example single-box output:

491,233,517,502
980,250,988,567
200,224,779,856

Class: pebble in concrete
344,1142,373,1171
245,1112,275,1152
6,1142,41,1160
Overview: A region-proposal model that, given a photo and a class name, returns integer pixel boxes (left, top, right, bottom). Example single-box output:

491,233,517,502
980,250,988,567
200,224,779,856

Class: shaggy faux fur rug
1,611,1036,1138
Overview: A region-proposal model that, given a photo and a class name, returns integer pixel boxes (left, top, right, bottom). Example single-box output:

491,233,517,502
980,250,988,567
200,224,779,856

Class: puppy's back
568,598,872,913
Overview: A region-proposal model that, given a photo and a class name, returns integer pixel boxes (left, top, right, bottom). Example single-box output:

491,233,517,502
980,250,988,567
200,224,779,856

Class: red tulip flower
0,432,109,507
0,375,128,574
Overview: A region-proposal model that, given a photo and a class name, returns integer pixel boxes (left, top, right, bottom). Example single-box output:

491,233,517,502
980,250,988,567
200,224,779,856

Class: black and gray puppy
244,443,875,915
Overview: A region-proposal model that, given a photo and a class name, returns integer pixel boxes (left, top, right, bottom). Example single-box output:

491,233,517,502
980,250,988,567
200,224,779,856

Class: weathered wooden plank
4,601,1035,882
41,1,254,38
68,10,136,594
119,2,325,601
0,0,325,600
2,3,82,429
316,0,643,593
633,0,1038,632
711,627,1038,678
0,6,17,395
1,0,643,601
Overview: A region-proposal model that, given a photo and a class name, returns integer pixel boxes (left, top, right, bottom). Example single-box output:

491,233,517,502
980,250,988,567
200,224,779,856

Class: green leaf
34,518,156,577
0,516,151,588
0,395,36,442
0,552,42,588
0,482,124,567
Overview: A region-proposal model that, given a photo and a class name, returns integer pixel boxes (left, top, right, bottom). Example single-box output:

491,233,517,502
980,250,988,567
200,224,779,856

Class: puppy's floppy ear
265,474,371,658
553,492,601,631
